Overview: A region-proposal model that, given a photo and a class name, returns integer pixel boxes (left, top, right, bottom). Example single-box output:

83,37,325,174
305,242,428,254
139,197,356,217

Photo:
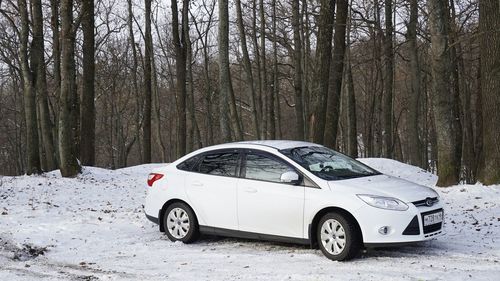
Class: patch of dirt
0,236,48,261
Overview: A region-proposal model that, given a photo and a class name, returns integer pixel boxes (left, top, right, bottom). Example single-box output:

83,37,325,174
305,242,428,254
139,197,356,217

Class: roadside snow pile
1,159,499,281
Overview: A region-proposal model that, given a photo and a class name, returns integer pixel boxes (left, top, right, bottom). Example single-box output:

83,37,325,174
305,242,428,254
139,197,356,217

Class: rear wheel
163,202,199,243
317,212,360,261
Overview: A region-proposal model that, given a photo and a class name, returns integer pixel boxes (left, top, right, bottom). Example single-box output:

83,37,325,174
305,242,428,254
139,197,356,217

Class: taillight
147,173,164,187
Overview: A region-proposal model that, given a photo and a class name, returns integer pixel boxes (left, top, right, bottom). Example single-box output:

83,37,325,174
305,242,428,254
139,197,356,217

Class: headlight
357,194,409,211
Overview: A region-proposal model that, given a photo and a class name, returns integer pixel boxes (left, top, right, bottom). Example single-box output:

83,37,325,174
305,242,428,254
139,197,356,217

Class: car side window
244,153,293,183
177,155,202,171
197,152,240,177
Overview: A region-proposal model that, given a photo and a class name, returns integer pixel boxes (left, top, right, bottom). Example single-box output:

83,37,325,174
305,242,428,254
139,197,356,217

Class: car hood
327,174,438,203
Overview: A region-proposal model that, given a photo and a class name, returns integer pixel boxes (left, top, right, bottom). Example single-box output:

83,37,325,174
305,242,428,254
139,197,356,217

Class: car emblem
425,198,434,207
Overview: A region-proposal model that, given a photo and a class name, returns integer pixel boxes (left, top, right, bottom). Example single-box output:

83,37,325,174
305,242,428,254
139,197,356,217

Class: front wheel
317,212,361,261
163,202,199,243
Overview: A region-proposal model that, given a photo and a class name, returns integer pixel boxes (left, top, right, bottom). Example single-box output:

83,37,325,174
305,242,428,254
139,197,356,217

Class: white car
144,140,444,260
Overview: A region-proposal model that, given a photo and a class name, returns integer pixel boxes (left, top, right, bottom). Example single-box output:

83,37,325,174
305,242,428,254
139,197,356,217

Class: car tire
317,212,361,261
163,202,199,243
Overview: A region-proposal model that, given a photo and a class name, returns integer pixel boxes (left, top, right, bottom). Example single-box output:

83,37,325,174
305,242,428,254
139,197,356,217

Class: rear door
185,150,241,230
237,151,305,238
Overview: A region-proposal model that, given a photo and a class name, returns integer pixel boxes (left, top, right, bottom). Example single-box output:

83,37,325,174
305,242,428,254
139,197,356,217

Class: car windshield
280,146,381,180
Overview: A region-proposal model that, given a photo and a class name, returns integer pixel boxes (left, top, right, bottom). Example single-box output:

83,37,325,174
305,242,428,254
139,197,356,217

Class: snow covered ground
1,159,499,280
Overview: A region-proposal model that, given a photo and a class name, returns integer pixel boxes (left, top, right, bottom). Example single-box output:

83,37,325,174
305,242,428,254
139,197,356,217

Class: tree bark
31,0,57,171
127,0,142,163
291,0,305,140
479,0,500,184
218,0,238,141
427,0,461,186
50,0,61,96
191,2,216,145
143,0,152,162
171,0,187,157
59,0,81,177
301,0,312,138
345,4,358,158
235,0,260,139
80,0,95,166
382,0,394,158
251,0,263,135
406,0,423,168
310,0,335,144
18,0,41,175
259,0,269,139
185,8,201,151
450,0,474,183
346,55,358,157
270,0,278,139
324,0,349,148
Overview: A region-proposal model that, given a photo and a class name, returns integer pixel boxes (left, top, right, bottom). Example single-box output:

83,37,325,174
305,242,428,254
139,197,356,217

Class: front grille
402,215,420,235
421,208,443,234
412,197,439,207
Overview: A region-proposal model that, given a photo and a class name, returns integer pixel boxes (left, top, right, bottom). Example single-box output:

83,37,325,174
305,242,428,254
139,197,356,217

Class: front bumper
355,201,445,245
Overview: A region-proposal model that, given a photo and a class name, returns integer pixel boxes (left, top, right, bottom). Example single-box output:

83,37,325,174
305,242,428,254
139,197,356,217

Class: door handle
192,181,203,187
244,187,257,193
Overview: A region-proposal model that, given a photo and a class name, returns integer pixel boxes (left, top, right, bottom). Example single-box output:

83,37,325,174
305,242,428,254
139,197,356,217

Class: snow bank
359,157,438,187
0,159,499,280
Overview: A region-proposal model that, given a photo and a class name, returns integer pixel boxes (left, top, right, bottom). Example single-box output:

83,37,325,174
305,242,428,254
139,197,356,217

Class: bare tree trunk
310,0,335,144
450,0,474,183
474,61,484,180
191,2,216,145
302,0,312,138
50,0,61,100
345,5,358,158
143,0,152,162
18,0,41,175
251,0,263,135
291,0,305,140
49,1,61,164
151,51,167,161
127,0,143,163
59,0,81,177
171,0,188,156
235,0,260,139
269,0,278,139
406,0,423,167
324,0,349,148
186,39,202,150
373,2,383,157
259,0,269,139
184,1,201,151
479,0,500,184
218,0,238,141
80,0,95,166
345,56,358,157
382,0,394,158
31,0,57,171
427,0,461,186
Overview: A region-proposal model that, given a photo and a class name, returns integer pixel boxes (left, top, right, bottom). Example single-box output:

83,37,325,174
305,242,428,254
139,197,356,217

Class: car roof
173,140,323,165
235,140,322,150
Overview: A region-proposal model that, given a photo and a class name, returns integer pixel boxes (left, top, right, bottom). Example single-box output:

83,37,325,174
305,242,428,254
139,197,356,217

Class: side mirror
280,171,301,185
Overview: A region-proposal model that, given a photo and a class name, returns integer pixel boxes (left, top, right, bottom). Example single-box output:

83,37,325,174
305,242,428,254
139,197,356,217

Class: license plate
423,211,443,226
